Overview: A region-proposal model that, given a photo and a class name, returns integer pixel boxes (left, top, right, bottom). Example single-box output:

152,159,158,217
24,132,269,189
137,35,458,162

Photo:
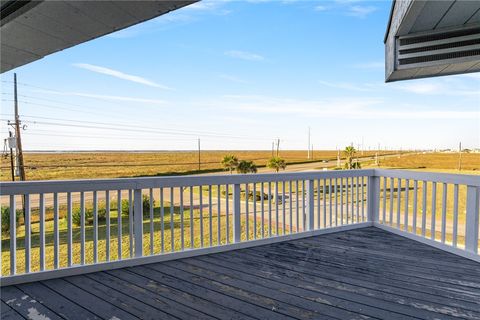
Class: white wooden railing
0,169,478,286
372,170,480,262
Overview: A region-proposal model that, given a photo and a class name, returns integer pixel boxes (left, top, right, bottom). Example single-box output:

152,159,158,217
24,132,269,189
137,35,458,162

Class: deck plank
2,227,480,320
0,301,24,320
16,281,100,320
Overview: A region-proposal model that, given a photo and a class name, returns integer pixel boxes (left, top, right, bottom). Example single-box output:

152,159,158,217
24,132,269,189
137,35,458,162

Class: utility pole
307,127,311,160
276,138,280,157
271,141,274,157
197,138,201,171
458,142,462,171
13,73,26,182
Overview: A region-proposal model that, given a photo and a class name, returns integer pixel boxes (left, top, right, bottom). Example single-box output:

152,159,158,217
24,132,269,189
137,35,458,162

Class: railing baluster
170,187,174,252
329,178,332,226
268,182,272,237
289,181,293,234
389,178,394,226
412,181,418,234
404,179,409,232
334,178,338,226
181,187,185,250
24,194,31,273
396,179,401,228
465,186,479,253
275,181,279,235
128,190,133,258
208,185,213,246
199,186,203,247
295,180,299,231
9,194,16,275
217,185,221,245
117,190,122,260
160,187,165,252
283,181,286,234
302,180,306,230
441,183,447,243
317,179,321,229
422,181,427,237
53,192,59,269
149,188,154,255
246,183,249,240
93,191,98,263
261,182,265,238
356,176,359,223
361,176,365,222
351,177,354,224
452,184,459,247
306,179,314,231
79,192,84,265
106,190,110,262
67,192,72,266
382,177,387,223
225,184,229,244
190,186,194,248
340,178,344,225
431,182,437,240
134,189,143,258
253,183,257,239
233,183,241,243
322,179,326,228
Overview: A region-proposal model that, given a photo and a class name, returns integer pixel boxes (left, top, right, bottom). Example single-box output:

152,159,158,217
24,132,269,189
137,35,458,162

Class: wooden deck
2,227,480,320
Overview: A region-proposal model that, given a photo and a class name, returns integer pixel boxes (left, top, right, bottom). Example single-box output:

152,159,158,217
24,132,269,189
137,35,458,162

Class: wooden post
465,186,479,254
233,184,241,243
306,180,315,231
367,176,380,223
134,189,143,257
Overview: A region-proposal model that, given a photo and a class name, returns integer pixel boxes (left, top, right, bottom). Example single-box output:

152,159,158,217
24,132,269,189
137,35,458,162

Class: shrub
121,195,153,216
72,206,107,226
1,206,22,233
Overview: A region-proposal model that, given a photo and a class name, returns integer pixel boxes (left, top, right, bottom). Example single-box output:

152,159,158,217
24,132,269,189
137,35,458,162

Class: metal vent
397,27,480,67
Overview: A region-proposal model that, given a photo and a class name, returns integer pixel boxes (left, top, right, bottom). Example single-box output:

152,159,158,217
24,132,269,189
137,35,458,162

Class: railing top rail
0,169,375,195
374,169,480,187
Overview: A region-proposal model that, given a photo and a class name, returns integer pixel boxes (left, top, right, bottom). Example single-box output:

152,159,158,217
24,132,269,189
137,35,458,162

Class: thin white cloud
318,80,377,92
73,63,172,90
314,5,328,11
346,5,377,18
392,82,479,96
219,74,248,84
354,61,384,69
225,50,265,61
35,89,166,105
204,95,477,120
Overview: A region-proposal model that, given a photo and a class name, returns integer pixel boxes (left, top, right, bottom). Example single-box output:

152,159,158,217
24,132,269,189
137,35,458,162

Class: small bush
72,206,107,226
121,195,153,216
1,206,22,233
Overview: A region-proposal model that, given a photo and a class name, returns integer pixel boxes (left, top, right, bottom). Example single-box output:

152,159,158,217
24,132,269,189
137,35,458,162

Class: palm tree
221,155,239,174
236,160,257,174
267,157,287,172
344,146,356,170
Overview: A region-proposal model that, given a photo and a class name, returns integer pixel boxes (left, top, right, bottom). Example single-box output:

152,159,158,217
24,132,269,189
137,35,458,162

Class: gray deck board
2,227,480,320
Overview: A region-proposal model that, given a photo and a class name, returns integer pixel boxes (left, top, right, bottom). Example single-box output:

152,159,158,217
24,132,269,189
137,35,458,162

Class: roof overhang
0,0,196,73
384,0,480,82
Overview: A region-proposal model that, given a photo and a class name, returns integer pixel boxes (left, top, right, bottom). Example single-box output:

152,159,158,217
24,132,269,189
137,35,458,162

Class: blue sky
1,0,479,151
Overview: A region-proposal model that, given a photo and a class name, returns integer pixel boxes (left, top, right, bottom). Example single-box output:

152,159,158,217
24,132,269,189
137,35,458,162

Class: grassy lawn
1,205,285,276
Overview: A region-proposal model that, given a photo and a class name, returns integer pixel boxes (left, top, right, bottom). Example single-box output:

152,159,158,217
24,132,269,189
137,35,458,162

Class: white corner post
465,186,479,254
306,179,315,231
367,175,380,224
134,189,143,257
233,183,241,243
